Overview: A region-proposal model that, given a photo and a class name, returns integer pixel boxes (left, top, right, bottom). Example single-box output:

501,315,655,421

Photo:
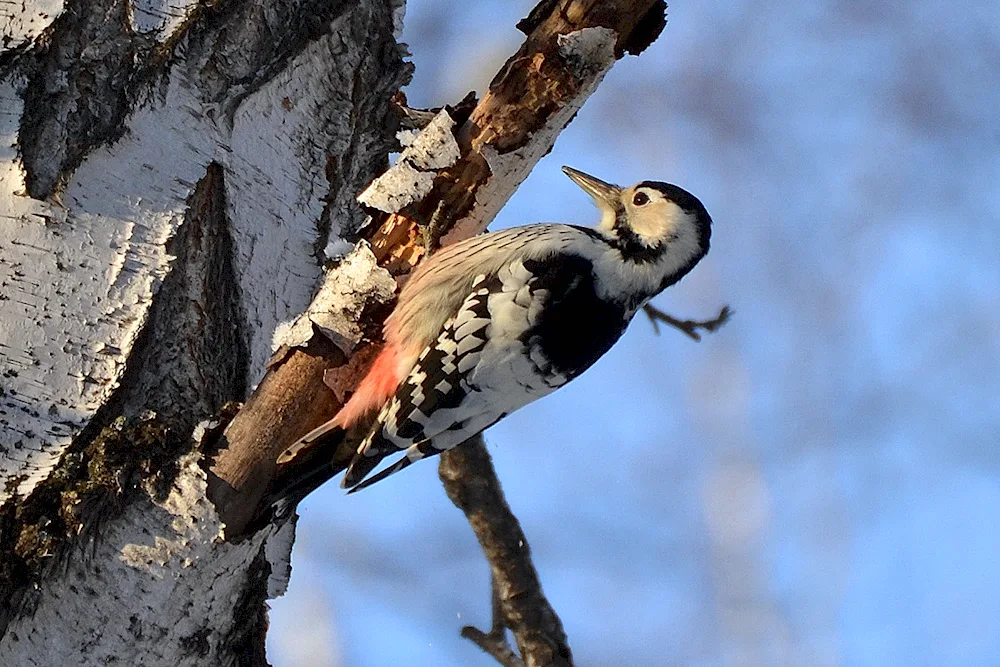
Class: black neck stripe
612,209,668,264
568,223,668,264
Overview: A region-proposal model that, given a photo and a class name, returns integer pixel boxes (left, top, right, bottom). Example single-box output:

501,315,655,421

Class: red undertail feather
332,342,409,429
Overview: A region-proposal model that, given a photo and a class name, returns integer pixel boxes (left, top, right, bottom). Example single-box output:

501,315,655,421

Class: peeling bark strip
272,243,398,359
370,0,669,271
358,110,462,215
211,0,669,537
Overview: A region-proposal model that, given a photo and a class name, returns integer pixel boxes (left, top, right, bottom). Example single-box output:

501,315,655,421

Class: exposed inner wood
207,334,344,530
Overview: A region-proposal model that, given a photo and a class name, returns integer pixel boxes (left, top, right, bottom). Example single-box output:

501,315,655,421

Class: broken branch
460,577,524,667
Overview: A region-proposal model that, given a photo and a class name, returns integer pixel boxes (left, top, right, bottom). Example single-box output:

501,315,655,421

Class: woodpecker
278,166,713,492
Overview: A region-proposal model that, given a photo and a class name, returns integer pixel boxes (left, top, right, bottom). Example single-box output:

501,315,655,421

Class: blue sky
269,2,1000,665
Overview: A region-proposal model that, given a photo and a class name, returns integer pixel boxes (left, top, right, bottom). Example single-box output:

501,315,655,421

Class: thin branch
440,439,573,667
461,627,522,667
460,576,522,667
460,577,523,667
642,303,732,341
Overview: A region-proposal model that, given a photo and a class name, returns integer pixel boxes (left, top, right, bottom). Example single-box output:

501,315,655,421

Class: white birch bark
0,0,407,662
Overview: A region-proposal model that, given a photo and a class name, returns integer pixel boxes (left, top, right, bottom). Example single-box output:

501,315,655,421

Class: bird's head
562,166,712,267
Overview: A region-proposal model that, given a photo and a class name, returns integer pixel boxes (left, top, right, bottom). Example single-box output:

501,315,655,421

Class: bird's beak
562,166,621,209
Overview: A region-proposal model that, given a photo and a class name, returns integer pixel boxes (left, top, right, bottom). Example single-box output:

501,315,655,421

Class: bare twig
462,627,523,667
642,303,732,341
440,438,573,667
460,577,523,667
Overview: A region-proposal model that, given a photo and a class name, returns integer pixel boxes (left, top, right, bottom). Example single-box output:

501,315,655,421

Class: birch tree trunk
1,0,407,662
0,0,666,664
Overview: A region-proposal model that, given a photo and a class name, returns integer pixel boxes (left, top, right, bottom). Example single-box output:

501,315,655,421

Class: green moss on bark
0,408,238,635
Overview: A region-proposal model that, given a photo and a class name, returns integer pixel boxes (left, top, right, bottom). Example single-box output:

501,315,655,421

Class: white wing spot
457,352,480,374
514,284,533,308
456,336,483,357
455,318,489,340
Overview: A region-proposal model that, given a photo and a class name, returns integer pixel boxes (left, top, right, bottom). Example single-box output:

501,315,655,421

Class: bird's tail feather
276,416,344,464
266,418,354,513
340,428,395,489
342,439,439,492
345,455,418,493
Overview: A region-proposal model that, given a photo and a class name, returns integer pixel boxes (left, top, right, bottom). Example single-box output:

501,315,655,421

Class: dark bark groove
106,162,251,434
15,0,388,199
18,0,152,198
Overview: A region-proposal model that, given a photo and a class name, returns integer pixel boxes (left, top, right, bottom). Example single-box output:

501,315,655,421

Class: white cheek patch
630,201,687,243
667,208,699,242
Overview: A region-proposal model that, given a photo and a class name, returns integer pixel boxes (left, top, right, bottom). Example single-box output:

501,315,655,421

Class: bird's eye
632,192,650,206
